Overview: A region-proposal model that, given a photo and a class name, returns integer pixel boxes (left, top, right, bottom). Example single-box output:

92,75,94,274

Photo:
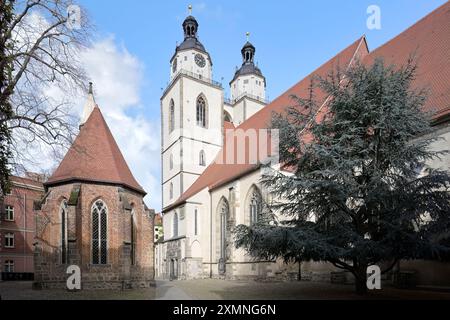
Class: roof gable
46,106,145,195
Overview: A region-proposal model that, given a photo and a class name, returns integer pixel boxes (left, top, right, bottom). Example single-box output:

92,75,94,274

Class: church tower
161,7,223,209
225,34,267,125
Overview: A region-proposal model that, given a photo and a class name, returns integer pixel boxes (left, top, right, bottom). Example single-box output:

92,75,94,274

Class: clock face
195,54,206,68
172,58,177,73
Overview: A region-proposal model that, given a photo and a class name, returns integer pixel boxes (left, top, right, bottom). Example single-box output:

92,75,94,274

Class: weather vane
188,4,192,15
246,31,250,41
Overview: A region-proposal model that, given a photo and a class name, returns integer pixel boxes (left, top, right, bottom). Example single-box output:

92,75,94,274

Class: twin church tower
161,7,267,209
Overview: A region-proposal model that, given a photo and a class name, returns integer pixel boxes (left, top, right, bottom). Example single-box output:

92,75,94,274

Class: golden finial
188,4,192,15
246,32,250,41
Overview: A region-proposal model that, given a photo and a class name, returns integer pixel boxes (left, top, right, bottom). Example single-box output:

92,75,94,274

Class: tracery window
92,200,108,264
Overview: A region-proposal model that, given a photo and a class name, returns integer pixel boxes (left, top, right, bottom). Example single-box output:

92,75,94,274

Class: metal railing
163,69,222,97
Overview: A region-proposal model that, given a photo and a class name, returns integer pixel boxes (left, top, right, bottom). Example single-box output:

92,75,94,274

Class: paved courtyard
1,279,450,300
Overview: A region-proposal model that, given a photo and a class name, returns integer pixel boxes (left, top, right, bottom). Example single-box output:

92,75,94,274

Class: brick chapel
33,84,154,289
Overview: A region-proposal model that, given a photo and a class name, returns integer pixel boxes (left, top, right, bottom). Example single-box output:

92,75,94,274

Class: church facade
156,4,450,285
33,85,155,289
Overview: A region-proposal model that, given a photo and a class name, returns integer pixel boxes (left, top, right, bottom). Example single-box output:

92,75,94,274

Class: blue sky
74,0,447,211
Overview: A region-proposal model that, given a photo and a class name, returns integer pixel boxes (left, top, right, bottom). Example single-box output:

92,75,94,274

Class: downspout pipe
209,191,212,278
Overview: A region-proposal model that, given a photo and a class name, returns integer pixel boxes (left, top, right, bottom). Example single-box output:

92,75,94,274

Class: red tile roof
364,1,450,121
10,175,44,189
164,36,368,211
46,106,146,195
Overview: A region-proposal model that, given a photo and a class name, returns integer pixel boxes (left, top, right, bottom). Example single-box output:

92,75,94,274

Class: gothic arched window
248,186,262,225
60,200,68,264
196,96,207,128
92,200,108,264
173,212,178,238
224,111,232,122
169,182,174,199
199,150,205,166
169,99,175,132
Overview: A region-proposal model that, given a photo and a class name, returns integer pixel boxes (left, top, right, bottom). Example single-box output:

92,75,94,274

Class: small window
173,212,178,238
4,260,14,273
169,182,174,199
5,205,14,221
199,150,205,166
184,56,187,61
4,233,14,248
244,79,249,84
169,99,175,132
194,209,198,236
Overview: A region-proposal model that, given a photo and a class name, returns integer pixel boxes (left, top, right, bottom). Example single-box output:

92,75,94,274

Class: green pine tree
234,58,450,294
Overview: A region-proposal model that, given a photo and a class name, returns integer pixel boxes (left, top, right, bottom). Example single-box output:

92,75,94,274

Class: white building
156,4,450,285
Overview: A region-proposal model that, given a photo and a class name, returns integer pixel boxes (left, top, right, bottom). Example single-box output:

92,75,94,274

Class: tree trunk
354,266,368,295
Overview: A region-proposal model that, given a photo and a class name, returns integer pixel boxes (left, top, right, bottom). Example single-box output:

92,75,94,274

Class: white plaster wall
163,207,187,240
230,74,265,101
231,98,265,125
171,49,212,81
181,78,223,146
161,81,181,151
425,128,450,171
162,174,181,208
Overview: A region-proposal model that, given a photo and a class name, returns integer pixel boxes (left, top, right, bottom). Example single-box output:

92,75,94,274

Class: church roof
231,63,265,83
45,106,146,195
175,37,207,54
364,1,450,122
164,2,450,212
164,35,367,211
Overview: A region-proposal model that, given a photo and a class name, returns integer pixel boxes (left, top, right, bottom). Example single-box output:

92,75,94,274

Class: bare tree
0,0,92,191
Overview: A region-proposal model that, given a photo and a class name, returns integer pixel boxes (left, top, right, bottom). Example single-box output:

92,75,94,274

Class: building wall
159,120,450,286
171,49,212,81
34,182,154,289
0,178,43,274
230,98,266,126
230,74,265,101
161,74,223,209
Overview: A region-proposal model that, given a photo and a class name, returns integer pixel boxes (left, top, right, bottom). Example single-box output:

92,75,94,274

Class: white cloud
80,37,161,210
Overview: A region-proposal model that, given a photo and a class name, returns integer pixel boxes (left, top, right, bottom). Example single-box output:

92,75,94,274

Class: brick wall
34,182,154,289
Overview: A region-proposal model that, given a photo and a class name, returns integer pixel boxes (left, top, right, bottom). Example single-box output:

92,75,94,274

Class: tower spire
188,4,192,15
80,81,96,127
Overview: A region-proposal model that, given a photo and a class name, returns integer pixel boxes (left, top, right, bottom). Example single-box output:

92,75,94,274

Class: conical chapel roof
45,106,146,195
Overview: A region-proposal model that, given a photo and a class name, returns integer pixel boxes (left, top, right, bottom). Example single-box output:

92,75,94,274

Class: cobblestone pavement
0,281,157,300
171,279,450,300
1,279,450,300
